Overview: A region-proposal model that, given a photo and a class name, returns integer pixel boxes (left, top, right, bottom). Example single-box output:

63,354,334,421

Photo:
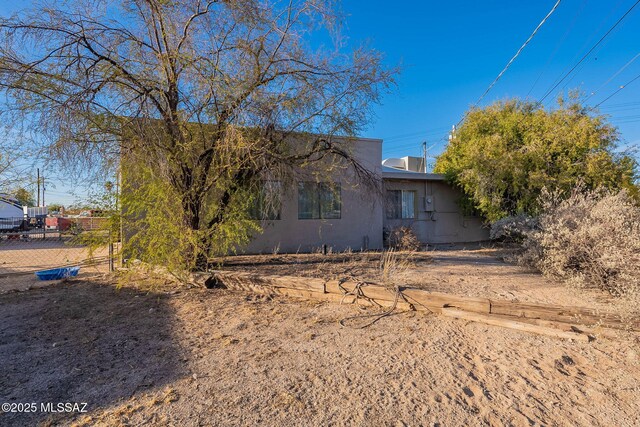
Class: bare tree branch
0,0,396,267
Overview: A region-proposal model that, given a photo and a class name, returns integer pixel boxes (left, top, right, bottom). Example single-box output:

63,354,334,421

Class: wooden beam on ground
212,270,326,293
441,308,592,342
325,280,396,302
212,271,413,311
489,300,639,331
211,270,638,333
324,281,491,314
500,315,617,339
402,288,491,314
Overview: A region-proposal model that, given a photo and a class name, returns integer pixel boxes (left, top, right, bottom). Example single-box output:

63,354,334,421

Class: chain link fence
0,217,121,293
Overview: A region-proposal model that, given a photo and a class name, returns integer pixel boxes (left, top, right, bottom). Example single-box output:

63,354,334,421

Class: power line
611,114,640,120
381,126,451,142
601,101,640,108
593,71,640,109
384,137,449,156
474,0,562,106
385,135,448,150
609,118,640,124
384,133,448,145
497,1,640,133
600,103,640,111
526,0,587,98
538,0,640,106
385,132,450,149
586,52,640,102
541,0,625,103
457,0,562,126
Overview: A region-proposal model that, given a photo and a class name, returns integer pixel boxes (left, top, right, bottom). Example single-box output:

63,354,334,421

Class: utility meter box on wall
424,196,434,212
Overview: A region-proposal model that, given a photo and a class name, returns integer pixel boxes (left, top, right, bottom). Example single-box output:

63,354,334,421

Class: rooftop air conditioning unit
382,158,406,170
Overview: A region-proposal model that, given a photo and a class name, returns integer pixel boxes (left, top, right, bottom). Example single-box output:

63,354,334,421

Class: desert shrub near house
519,187,640,299
387,226,421,251
489,214,538,243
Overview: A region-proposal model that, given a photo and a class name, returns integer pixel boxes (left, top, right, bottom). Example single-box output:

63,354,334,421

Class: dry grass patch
214,250,432,284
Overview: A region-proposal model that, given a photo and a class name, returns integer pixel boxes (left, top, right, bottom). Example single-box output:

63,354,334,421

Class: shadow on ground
0,280,188,426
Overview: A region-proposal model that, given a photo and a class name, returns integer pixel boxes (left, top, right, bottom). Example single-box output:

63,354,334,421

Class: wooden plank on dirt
220,277,332,301
324,281,491,314
327,282,414,311
441,308,591,342
401,288,491,314
325,280,397,301
216,273,413,310
504,316,617,340
212,270,326,293
489,300,639,331
212,270,638,331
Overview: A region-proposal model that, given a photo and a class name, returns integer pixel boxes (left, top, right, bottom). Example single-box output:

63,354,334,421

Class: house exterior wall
241,137,384,254
383,179,489,244
243,139,489,254
122,133,488,256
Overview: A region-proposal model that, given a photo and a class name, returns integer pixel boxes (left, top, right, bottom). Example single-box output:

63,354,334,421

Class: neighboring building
243,138,488,253
0,194,26,231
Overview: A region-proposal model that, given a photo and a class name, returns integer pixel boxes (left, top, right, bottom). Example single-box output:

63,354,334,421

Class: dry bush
490,214,538,243
520,187,640,299
387,226,421,251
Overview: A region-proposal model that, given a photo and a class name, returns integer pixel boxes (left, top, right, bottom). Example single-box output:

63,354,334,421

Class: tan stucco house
244,137,488,253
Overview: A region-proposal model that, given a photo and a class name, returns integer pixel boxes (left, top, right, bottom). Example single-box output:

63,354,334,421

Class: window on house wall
248,181,282,220
298,182,341,219
386,190,416,219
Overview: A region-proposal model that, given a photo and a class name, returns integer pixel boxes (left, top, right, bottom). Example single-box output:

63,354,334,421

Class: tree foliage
0,0,395,270
0,146,23,191
47,203,64,213
13,187,35,206
434,98,638,221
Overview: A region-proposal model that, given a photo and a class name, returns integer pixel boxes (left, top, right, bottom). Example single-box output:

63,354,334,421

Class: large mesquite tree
435,98,638,221
0,0,394,269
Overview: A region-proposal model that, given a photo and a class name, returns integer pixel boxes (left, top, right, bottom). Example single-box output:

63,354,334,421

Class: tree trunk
181,182,209,271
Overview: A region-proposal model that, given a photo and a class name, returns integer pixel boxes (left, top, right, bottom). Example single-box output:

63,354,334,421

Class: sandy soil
1,249,639,426
219,247,624,312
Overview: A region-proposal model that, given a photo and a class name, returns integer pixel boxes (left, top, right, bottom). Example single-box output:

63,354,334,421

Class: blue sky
2,0,640,204
339,0,640,161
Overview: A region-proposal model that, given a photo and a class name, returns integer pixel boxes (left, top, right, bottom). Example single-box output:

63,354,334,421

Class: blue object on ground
35,266,81,281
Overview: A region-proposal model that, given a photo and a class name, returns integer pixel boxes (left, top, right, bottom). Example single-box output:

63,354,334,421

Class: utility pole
422,141,427,173
42,176,45,206
422,141,439,173
37,168,40,206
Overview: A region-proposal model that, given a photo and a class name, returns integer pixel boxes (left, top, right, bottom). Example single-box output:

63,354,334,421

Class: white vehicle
0,194,26,231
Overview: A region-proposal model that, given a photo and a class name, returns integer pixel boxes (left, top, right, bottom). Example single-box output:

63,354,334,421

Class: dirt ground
1,248,639,426
0,238,110,293
218,246,624,312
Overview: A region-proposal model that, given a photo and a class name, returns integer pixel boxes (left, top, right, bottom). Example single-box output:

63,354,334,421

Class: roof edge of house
382,170,446,181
